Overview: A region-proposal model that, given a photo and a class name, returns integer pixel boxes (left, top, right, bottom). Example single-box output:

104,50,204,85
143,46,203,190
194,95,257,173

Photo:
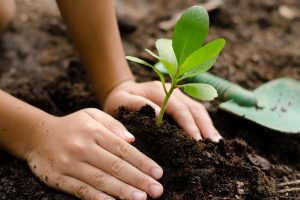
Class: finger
177,92,222,142
166,99,202,141
124,93,161,116
143,87,202,140
114,92,161,116
104,91,161,116
190,105,221,142
85,143,163,199
49,174,115,200
95,124,163,179
83,108,135,143
69,162,147,200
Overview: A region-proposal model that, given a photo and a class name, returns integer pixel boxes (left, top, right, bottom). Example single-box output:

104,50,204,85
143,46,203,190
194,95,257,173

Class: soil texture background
0,0,300,199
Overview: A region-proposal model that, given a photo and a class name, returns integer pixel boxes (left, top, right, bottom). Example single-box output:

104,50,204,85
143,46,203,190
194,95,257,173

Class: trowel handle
189,72,257,106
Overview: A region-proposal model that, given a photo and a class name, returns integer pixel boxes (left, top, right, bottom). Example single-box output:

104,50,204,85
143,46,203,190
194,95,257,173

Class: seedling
126,6,225,126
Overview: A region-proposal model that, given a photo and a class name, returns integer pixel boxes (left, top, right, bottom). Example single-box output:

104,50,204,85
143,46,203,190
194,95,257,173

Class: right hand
25,108,164,200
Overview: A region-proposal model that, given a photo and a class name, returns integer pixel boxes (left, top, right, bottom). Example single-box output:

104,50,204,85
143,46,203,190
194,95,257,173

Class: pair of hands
26,80,221,200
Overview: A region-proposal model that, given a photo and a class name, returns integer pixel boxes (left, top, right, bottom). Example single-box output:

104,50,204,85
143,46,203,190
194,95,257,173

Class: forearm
56,0,134,106
0,0,15,34
0,90,52,160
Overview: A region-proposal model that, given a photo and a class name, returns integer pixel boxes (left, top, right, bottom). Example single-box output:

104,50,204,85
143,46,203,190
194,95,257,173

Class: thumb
83,108,135,143
117,93,161,116
104,92,161,117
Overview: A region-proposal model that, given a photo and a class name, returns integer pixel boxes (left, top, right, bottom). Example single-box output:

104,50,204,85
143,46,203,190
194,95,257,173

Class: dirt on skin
1,0,300,199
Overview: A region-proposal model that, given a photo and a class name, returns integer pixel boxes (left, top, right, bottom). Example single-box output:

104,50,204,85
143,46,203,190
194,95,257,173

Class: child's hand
26,109,163,200
104,80,222,142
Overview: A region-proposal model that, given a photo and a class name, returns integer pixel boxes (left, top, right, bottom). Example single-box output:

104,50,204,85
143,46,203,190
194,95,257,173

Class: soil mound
116,106,291,199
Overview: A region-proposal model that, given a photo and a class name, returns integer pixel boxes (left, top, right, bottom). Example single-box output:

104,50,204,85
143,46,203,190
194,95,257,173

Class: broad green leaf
145,49,176,77
156,39,178,69
178,59,216,81
126,56,167,93
154,62,168,74
172,6,209,66
179,38,225,76
182,83,218,101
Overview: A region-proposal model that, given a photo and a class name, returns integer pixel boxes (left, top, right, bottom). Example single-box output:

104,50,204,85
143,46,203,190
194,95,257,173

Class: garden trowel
190,72,300,134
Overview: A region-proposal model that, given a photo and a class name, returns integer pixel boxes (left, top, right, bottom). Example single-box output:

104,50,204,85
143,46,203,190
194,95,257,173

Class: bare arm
0,89,163,200
0,0,220,199
0,0,15,34
0,1,164,199
0,90,50,159
56,0,221,142
56,0,134,105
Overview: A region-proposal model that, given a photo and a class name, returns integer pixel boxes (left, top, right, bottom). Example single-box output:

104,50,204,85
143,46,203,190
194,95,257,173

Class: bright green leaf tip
173,5,209,66
126,5,225,126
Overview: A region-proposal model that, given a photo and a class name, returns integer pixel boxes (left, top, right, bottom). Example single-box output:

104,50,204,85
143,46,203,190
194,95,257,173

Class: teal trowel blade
220,78,300,133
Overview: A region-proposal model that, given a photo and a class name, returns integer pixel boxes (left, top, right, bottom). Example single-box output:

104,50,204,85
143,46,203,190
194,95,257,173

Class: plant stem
156,85,175,126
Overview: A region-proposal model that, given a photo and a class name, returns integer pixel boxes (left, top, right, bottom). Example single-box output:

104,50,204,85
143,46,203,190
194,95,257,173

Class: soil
0,0,300,199
116,105,299,200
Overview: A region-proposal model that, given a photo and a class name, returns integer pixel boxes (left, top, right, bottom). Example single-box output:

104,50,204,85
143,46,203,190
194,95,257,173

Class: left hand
103,80,222,142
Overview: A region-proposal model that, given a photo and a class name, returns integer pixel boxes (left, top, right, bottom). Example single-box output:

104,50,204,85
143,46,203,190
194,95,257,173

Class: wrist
0,91,56,161
23,113,57,161
99,76,135,107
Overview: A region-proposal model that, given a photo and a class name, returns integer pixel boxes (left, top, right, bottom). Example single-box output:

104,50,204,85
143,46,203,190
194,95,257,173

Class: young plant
126,6,225,126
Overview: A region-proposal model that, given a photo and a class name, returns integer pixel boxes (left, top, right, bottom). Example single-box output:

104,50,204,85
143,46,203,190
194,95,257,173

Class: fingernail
211,131,222,142
132,191,147,200
154,108,160,116
149,184,163,198
122,131,135,141
151,167,163,179
215,133,223,142
195,134,202,141
190,128,202,141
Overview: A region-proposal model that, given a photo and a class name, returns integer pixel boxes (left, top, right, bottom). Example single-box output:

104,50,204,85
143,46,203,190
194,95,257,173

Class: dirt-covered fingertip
212,131,223,142
154,107,161,117
187,128,202,141
194,133,202,141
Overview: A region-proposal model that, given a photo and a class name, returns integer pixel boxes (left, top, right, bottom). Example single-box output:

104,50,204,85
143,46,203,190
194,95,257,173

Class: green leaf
172,6,209,66
126,56,167,93
182,83,218,101
178,59,216,81
126,56,154,68
179,38,225,76
156,39,178,68
145,49,176,78
154,62,169,74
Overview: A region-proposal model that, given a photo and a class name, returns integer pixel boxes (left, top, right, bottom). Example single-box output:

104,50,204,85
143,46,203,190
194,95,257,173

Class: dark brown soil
1,0,300,199
116,105,299,200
